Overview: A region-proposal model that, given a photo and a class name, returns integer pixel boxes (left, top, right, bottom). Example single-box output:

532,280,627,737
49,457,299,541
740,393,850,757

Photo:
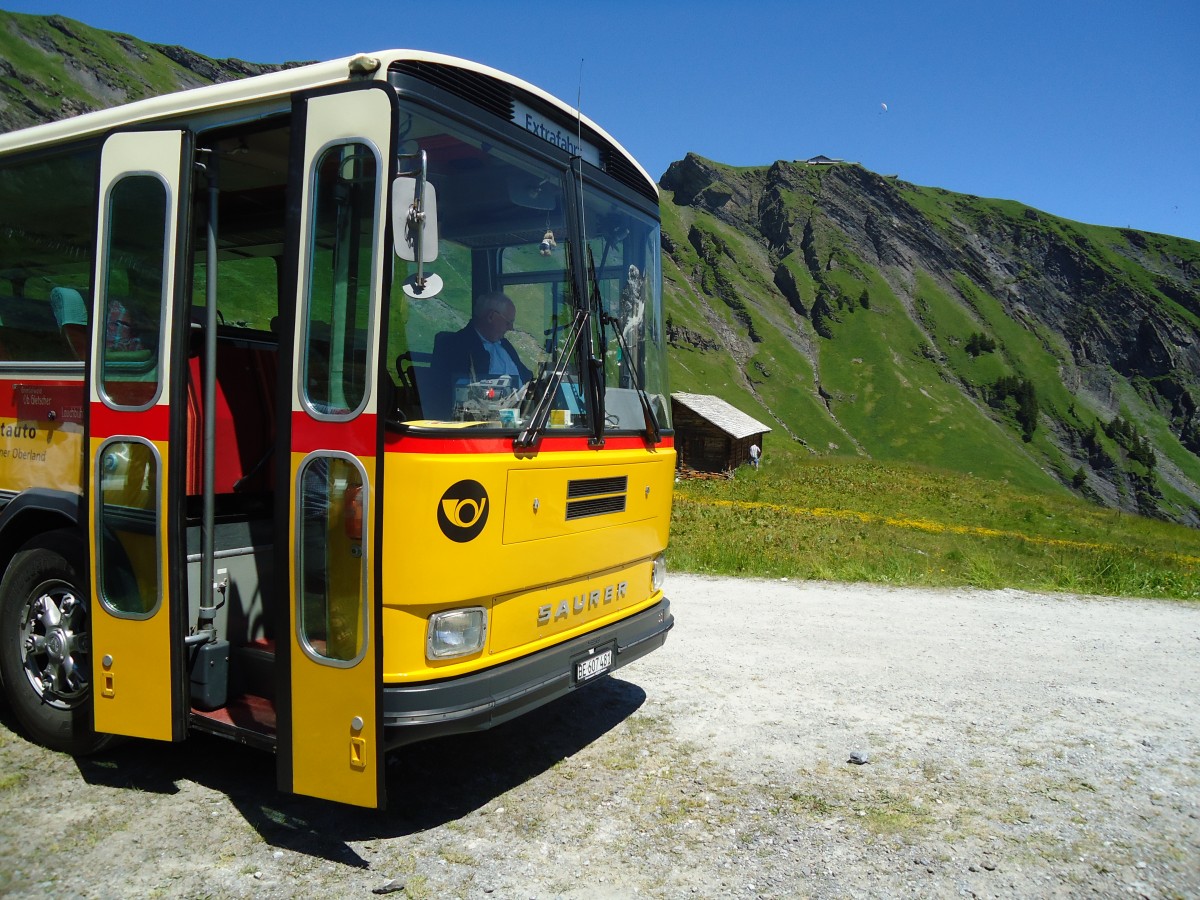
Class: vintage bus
0,50,673,808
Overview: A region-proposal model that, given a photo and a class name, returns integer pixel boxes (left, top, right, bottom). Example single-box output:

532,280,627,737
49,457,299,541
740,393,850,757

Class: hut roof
671,393,773,440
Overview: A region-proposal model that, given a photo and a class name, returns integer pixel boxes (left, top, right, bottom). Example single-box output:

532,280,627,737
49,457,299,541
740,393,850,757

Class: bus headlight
652,554,667,593
427,607,488,659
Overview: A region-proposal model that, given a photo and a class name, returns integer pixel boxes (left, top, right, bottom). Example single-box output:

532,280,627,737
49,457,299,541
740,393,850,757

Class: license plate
574,644,614,684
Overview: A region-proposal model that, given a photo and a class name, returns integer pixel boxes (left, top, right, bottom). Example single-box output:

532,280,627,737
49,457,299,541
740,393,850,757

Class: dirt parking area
1,574,1197,898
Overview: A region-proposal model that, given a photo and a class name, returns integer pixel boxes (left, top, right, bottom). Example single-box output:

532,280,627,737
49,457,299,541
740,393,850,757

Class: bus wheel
0,530,114,755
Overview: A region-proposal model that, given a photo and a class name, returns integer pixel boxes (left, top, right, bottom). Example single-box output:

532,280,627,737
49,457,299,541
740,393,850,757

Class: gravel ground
1,574,1198,899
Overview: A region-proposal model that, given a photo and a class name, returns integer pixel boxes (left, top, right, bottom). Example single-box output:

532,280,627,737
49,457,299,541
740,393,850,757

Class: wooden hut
671,392,772,474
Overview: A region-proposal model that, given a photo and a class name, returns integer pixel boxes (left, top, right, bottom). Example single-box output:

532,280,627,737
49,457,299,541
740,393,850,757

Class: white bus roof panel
0,50,656,198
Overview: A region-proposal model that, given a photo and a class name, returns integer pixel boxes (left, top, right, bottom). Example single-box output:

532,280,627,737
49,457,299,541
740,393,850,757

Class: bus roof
0,49,657,198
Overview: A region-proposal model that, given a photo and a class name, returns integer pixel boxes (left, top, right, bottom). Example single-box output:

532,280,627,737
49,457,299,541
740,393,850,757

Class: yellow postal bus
0,50,673,808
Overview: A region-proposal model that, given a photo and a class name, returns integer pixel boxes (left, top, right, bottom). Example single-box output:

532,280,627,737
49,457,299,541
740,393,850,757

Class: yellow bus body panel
289,649,378,808
90,438,175,741
287,451,379,808
380,445,674,682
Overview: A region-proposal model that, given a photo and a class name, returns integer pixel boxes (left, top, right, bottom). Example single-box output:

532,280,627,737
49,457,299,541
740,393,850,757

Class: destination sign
512,100,601,167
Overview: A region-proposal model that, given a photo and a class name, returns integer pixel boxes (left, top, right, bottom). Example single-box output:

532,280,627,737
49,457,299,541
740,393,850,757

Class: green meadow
668,458,1200,601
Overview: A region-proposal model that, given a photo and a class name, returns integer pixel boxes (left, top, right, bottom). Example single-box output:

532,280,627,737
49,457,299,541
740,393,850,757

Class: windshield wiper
588,247,661,444
599,311,662,443
584,247,606,448
513,304,589,450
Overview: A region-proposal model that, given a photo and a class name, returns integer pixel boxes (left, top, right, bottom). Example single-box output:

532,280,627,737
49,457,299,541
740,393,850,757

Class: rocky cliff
661,154,1200,523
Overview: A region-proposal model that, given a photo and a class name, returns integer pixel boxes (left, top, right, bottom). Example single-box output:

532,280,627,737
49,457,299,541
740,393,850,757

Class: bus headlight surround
427,607,488,660
652,554,667,593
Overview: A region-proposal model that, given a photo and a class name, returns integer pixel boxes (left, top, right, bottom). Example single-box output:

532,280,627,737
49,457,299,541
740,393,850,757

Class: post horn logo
437,480,489,542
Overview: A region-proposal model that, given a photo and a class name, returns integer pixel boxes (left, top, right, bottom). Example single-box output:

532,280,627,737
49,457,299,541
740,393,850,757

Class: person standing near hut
749,442,761,469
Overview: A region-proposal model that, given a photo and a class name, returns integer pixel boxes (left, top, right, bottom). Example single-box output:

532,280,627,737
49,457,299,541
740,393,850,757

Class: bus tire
0,529,115,755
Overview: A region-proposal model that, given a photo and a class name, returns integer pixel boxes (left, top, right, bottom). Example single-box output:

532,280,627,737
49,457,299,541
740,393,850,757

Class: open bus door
88,130,190,742
278,86,393,808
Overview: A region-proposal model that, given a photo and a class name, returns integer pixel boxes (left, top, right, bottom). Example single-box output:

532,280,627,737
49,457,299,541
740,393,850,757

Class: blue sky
8,1,1199,241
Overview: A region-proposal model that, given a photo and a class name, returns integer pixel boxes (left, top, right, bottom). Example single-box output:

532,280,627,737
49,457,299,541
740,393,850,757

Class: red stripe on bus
90,402,170,441
290,410,378,457
382,431,673,454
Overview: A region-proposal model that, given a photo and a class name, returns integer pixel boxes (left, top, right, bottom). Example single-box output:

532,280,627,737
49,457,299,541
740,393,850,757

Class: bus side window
296,454,368,664
301,142,378,418
95,438,162,618
100,174,167,409
0,145,98,365
50,287,89,359
0,291,82,363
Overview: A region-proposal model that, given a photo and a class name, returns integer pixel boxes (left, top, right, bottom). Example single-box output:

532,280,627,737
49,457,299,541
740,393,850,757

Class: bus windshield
386,104,670,437
580,184,669,434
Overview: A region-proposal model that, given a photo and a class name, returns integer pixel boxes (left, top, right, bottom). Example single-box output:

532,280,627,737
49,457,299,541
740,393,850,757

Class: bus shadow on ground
69,675,646,866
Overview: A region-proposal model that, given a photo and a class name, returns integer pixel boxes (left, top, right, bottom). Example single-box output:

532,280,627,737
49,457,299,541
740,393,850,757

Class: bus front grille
565,476,628,520
567,476,627,498
566,495,627,520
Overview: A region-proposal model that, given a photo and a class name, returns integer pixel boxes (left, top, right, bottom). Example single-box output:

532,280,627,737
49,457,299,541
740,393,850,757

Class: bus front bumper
381,597,673,749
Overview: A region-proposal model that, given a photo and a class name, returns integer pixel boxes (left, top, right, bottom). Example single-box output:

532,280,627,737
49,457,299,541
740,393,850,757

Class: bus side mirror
392,176,439,262
392,171,442,298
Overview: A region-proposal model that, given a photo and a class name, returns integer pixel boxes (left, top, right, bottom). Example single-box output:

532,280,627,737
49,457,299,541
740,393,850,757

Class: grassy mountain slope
0,11,305,132
661,155,1200,526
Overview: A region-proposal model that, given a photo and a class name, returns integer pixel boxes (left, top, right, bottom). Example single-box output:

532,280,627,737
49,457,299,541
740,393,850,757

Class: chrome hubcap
20,585,89,709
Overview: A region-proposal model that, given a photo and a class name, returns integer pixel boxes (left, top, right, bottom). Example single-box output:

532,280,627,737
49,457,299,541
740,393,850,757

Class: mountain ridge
659,153,1200,524
0,11,308,132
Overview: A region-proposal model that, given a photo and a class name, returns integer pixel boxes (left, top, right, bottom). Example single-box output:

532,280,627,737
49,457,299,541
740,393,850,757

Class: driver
428,291,532,419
